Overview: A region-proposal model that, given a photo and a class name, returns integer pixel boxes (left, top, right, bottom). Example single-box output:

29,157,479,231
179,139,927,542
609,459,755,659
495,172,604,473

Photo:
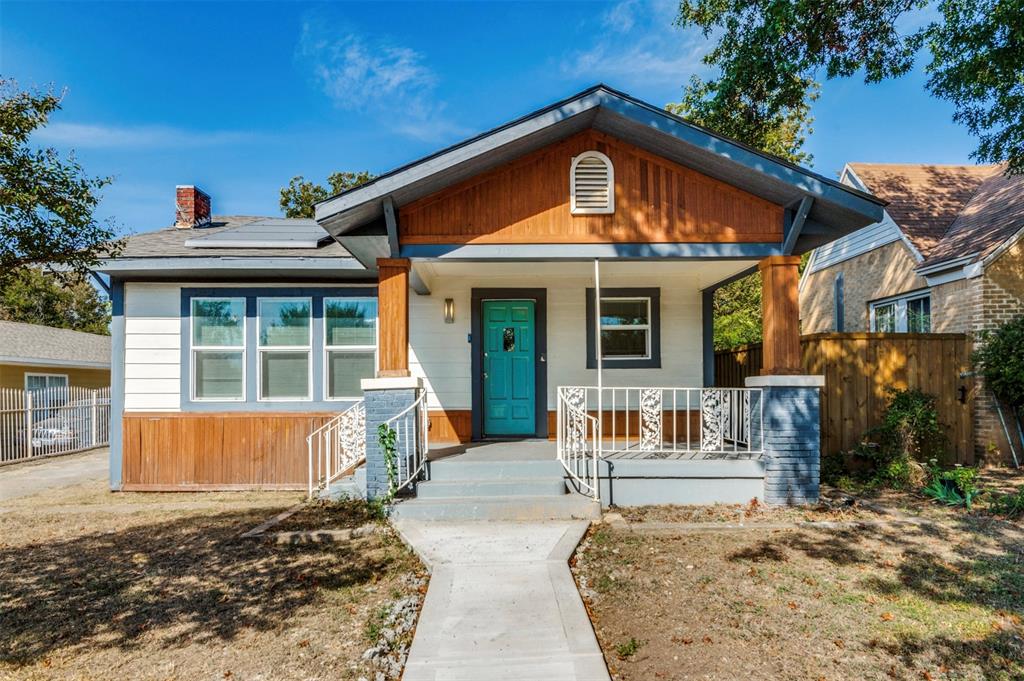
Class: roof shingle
0,321,110,367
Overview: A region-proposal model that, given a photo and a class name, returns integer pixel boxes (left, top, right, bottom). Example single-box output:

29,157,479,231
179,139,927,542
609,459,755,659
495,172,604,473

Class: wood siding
760,256,802,374
121,412,334,490
399,130,784,245
715,333,975,464
377,258,411,377
0,365,109,391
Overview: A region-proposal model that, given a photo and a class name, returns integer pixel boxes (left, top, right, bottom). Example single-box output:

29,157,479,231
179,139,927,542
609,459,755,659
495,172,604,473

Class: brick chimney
175,185,212,228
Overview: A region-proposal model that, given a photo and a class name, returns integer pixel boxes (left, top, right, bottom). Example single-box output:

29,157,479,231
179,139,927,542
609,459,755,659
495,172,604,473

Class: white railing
556,386,763,463
0,386,111,465
382,388,429,496
556,387,601,499
307,400,366,498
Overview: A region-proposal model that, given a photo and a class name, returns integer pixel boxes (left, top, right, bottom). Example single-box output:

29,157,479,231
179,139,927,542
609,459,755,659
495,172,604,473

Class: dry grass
575,492,1024,680
0,481,423,680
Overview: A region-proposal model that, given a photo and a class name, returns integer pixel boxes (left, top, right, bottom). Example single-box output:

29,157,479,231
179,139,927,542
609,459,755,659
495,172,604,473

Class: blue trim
179,286,377,412
401,242,783,260
783,197,813,255
109,279,125,490
585,287,661,369
702,288,714,386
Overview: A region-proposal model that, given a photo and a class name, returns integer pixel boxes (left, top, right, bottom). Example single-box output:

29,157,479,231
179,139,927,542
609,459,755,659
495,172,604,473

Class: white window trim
570,150,615,215
257,296,313,402
24,372,69,391
323,297,379,401
870,291,931,333
599,296,651,360
190,296,246,402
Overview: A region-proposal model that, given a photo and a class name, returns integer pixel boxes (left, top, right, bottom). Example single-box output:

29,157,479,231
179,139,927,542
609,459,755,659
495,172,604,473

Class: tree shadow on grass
0,508,406,667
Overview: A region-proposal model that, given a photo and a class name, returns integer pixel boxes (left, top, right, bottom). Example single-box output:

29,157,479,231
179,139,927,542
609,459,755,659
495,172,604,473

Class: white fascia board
924,268,967,286
0,356,110,369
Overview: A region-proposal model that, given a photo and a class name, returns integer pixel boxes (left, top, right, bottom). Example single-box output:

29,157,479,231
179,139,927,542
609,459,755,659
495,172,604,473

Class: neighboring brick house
800,163,1024,462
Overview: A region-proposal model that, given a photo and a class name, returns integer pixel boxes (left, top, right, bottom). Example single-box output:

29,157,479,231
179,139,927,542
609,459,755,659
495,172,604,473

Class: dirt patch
615,494,885,525
575,497,1024,680
272,498,382,533
0,481,424,680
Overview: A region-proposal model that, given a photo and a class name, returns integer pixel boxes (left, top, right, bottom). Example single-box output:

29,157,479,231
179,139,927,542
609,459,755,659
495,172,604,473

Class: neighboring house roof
315,84,885,257
846,163,1001,257
0,320,111,369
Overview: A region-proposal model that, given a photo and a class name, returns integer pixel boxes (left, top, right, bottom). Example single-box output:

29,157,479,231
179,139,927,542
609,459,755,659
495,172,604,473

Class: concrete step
427,459,565,482
416,477,568,499
320,466,366,501
390,494,601,522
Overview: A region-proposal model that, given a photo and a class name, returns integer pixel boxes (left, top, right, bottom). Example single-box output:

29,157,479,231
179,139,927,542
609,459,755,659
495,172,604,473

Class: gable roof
315,84,885,256
847,163,999,256
846,163,1024,270
0,320,110,368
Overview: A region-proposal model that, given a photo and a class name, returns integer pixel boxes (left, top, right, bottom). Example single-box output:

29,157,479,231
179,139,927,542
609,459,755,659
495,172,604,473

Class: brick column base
361,376,423,501
746,375,824,505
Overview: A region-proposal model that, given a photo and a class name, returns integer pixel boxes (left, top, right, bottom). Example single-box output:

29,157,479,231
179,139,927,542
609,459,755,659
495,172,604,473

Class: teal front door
482,300,536,436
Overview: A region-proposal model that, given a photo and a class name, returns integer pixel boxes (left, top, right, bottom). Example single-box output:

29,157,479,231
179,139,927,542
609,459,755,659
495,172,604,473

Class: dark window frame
586,287,661,369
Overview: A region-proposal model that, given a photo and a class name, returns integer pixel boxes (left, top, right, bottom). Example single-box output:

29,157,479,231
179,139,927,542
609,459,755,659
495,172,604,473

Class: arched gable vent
570,151,615,215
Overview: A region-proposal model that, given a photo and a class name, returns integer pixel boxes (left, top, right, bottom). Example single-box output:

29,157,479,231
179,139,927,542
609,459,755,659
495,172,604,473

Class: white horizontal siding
807,213,903,273
408,263,703,411
124,283,182,412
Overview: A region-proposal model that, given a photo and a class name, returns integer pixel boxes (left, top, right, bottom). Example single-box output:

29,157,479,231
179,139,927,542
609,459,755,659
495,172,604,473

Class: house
800,163,1024,460
0,320,110,392
97,85,884,509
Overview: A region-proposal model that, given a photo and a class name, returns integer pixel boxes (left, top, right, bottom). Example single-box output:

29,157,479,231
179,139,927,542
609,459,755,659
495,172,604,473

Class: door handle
483,372,488,379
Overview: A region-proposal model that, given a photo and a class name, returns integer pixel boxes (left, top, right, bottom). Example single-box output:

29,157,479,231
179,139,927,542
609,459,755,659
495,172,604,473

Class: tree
279,171,374,219
0,268,110,335
0,79,120,287
674,0,1024,174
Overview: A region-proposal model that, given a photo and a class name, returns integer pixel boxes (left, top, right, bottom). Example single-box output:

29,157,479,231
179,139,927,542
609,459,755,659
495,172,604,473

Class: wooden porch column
377,258,411,377
759,255,802,375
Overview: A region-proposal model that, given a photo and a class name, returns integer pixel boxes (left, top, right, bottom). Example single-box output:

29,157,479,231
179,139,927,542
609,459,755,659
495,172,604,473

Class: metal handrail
383,388,429,495
307,400,366,498
556,389,601,499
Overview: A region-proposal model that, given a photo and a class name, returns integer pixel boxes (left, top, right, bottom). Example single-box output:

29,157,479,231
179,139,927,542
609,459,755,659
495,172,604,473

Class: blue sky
3,0,978,236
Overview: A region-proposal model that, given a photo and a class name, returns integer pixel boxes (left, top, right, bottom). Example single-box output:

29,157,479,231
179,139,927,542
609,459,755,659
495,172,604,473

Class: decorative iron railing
383,389,429,495
556,387,601,499
307,401,366,498
556,386,764,467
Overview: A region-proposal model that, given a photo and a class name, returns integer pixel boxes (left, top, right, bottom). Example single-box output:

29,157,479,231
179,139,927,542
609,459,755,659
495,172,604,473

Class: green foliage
674,0,1024,174
712,272,762,350
279,171,374,219
973,315,1024,408
377,423,398,503
0,268,109,334
0,79,121,286
923,461,980,508
986,486,1024,518
615,637,644,660
875,387,946,462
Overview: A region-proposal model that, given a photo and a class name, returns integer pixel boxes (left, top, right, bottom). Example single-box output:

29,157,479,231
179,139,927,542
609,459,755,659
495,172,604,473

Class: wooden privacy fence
1,386,112,465
715,333,975,463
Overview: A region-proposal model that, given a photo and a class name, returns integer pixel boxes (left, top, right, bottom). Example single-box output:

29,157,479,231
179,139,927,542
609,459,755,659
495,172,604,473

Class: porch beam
759,255,802,375
782,196,813,255
410,264,433,295
377,257,411,377
382,196,400,257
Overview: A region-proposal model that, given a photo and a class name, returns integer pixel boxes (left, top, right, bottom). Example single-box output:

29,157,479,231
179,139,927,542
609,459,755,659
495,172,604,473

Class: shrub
875,387,945,462
973,315,1024,409
923,461,980,509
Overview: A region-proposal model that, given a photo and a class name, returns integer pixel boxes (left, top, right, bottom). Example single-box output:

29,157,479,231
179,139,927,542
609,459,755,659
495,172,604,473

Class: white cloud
297,17,466,142
34,122,255,149
561,0,712,89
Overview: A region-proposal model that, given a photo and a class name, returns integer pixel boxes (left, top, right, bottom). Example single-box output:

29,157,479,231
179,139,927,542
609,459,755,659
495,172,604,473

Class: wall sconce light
444,298,455,324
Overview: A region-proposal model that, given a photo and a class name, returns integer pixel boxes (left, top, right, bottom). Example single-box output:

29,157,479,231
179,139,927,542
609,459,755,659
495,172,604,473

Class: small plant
987,486,1024,518
615,637,644,660
377,423,398,504
876,387,945,462
363,604,390,644
923,461,980,509
973,316,1024,409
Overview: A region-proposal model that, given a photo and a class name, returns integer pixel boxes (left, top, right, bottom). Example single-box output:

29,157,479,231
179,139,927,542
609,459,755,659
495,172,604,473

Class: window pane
325,298,377,346
259,299,310,347
195,351,244,399
601,329,648,357
600,299,648,326
327,351,375,398
192,298,245,346
874,304,896,333
260,351,309,398
908,297,931,333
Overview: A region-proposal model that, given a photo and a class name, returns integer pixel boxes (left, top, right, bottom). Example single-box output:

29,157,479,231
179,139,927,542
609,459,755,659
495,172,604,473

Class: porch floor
428,440,763,462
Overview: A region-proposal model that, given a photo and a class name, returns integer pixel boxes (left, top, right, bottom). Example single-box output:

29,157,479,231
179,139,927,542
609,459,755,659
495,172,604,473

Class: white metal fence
383,389,429,496
307,400,366,498
0,386,112,465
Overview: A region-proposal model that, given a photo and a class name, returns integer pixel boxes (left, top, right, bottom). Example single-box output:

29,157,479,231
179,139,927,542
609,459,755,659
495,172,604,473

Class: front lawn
0,482,423,680
574,492,1024,680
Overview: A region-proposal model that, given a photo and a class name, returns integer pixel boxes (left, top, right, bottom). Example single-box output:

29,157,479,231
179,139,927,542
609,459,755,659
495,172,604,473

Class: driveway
0,448,108,502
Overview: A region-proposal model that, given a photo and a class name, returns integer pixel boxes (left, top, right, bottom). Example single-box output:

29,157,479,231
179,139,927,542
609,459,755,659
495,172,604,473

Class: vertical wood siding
715,333,975,464
398,130,784,245
378,259,411,377
121,412,334,489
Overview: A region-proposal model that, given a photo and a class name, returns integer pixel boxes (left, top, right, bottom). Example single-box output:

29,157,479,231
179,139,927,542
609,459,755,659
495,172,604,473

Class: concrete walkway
394,519,610,681
0,448,108,502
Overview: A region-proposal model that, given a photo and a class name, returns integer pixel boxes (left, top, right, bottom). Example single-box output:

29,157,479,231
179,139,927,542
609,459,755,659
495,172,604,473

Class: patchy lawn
574,492,1024,680
0,481,423,680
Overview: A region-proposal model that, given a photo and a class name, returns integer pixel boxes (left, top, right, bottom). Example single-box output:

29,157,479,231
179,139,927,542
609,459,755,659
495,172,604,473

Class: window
324,297,378,399
870,292,931,333
191,297,245,400
258,297,311,400
570,151,614,215
586,288,661,369
25,373,69,419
